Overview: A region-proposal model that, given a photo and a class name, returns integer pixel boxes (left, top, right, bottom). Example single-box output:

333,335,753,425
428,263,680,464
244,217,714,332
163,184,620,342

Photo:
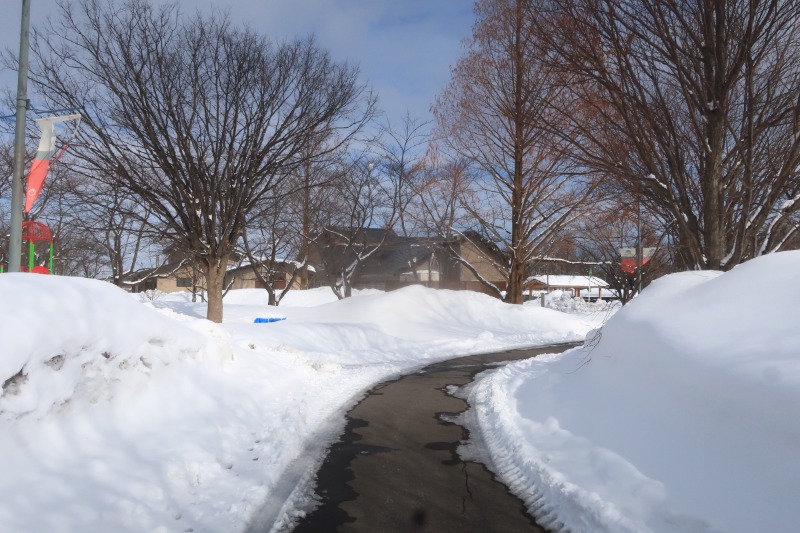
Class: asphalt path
291,343,579,533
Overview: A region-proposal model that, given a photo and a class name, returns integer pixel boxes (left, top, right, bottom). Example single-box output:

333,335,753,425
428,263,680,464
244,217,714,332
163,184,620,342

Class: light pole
8,0,31,273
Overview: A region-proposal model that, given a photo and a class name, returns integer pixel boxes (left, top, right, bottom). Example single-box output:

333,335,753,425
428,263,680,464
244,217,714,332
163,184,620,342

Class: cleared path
291,344,578,532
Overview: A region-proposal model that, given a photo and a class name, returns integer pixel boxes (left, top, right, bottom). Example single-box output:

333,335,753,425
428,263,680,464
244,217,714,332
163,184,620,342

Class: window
176,277,192,288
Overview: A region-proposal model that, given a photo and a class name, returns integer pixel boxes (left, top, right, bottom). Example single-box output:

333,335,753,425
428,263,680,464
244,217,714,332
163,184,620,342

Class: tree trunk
344,276,352,298
703,168,724,270
506,259,526,304
203,256,227,323
299,171,311,289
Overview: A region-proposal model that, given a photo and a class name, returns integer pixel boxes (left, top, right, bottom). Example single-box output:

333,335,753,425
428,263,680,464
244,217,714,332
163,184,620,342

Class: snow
528,274,609,287
533,290,621,313
578,287,617,299
2,250,798,532
0,280,597,532
465,251,800,533
645,172,668,190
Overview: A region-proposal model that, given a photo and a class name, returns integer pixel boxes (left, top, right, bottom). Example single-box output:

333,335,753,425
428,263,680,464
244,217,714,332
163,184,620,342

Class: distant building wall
455,240,506,293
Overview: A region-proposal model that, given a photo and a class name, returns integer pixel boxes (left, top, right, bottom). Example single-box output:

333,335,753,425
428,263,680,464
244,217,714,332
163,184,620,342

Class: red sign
620,257,651,274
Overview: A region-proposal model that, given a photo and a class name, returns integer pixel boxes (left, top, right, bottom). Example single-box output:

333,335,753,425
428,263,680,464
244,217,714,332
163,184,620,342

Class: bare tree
66,170,162,286
407,153,491,285
317,157,399,298
0,141,13,268
289,144,357,295
50,224,109,277
573,196,668,303
293,156,336,292
241,195,303,306
434,0,598,303
0,141,12,199
409,154,473,240
26,0,375,321
240,140,365,304
2,133,159,280
542,0,800,270
376,112,430,237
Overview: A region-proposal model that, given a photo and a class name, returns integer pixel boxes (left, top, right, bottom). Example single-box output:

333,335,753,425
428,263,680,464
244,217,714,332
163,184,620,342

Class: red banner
23,114,81,213
24,159,51,213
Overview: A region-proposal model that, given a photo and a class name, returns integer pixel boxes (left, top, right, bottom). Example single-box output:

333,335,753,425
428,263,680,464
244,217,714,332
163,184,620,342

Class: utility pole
8,0,31,273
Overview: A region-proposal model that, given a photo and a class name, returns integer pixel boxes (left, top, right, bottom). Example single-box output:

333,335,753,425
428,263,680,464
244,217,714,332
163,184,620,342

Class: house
308,227,439,291
438,231,508,295
123,256,310,294
224,260,312,291
122,260,194,293
124,229,510,298
308,228,508,296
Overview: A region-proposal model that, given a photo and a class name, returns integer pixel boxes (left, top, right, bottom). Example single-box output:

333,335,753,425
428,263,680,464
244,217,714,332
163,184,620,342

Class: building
123,257,310,294
525,274,610,300
308,228,508,296
123,229,512,298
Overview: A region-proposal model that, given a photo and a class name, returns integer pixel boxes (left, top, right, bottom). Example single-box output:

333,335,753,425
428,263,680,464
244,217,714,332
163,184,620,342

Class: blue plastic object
254,316,286,323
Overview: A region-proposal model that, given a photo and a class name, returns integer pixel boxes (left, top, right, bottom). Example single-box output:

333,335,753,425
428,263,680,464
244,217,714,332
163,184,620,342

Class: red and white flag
24,113,81,213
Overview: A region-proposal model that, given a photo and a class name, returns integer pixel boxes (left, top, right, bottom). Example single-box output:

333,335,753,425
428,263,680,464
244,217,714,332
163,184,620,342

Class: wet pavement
290,344,579,532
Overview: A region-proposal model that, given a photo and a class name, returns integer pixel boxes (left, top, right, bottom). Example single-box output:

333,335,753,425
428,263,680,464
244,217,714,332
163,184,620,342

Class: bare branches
376,112,430,237
27,0,375,321
433,0,599,303
316,158,400,298
542,0,800,270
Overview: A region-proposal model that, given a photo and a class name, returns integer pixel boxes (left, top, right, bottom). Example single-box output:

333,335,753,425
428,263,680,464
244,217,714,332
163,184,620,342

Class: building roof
226,259,316,274
321,226,396,245
527,275,609,288
120,259,189,286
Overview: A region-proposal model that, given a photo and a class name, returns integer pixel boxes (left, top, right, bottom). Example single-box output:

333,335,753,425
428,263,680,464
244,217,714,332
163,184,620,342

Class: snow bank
0,277,603,532
0,274,214,419
468,251,800,532
531,290,621,315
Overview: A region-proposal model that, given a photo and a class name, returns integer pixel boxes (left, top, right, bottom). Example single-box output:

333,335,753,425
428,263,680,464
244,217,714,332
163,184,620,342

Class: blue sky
0,0,475,127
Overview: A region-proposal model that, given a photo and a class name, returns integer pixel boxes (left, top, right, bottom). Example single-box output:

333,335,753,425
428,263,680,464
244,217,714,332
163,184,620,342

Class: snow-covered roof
527,275,609,288
227,259,315,273
120,258,189,285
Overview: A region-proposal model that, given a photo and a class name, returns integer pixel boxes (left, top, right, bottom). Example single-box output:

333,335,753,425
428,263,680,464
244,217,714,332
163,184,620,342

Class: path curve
290,343,579,532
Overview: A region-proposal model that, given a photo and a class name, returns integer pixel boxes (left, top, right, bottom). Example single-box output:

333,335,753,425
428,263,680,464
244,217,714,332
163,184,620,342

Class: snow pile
468,251,800,532
534,290,620,314
0,278,602,532
0,275,214,420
